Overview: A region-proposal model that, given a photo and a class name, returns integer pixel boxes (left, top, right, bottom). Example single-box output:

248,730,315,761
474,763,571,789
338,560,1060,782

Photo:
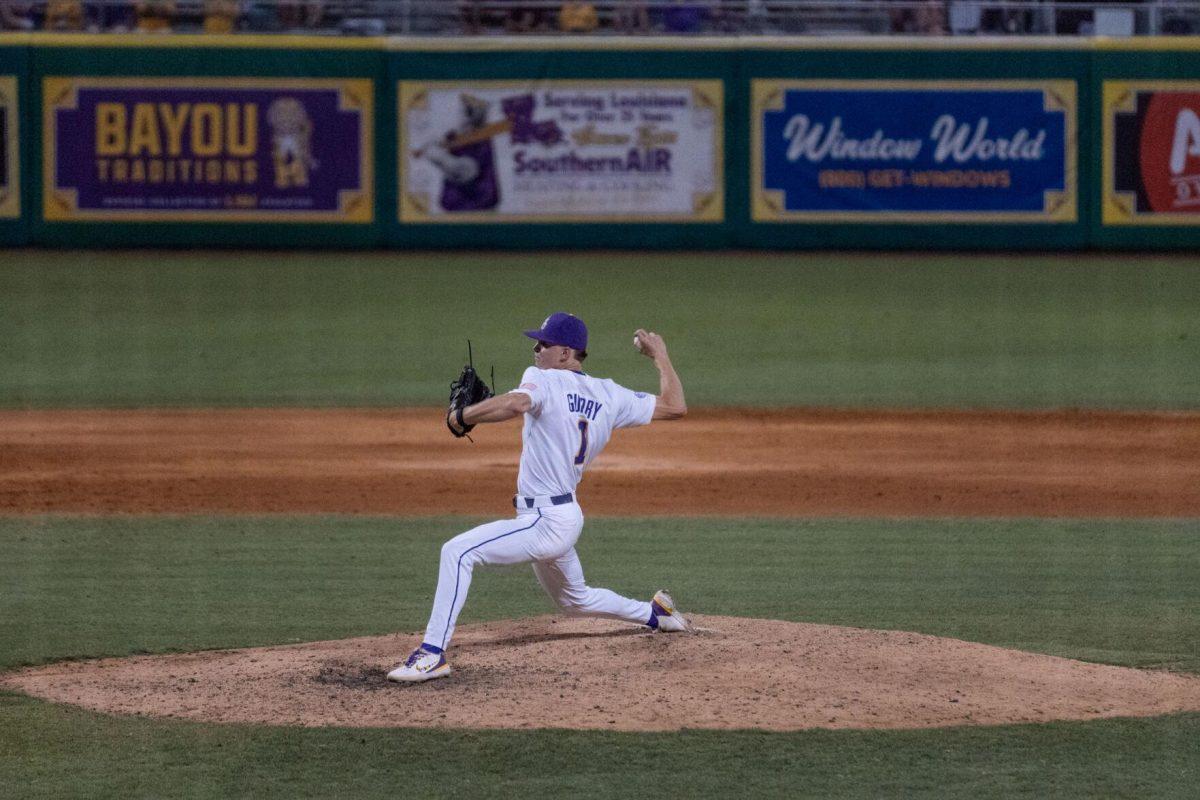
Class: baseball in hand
633,335,642,352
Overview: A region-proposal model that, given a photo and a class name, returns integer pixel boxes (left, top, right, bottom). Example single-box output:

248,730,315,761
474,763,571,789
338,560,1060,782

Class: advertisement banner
43,78,373,222
398,81,723,223
753,80,1076,223
0,76,17,219
1104,81,1200,226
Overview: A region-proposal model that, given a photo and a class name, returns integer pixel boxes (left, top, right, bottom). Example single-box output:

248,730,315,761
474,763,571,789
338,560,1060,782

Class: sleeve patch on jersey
635,392,647,398
521,383,538,391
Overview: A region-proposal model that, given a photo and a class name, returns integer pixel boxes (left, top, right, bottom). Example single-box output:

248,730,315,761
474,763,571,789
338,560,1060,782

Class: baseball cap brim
523,328,562,345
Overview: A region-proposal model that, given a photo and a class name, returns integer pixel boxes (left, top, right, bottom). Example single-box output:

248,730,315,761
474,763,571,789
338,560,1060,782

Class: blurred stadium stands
3,0,1198,36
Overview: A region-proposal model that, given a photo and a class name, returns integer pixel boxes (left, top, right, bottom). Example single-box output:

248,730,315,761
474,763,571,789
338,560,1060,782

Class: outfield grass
4,516,1198,673
4,248,1199,797
2,515,1199,797
2,250,1199,409
3,693,1198,799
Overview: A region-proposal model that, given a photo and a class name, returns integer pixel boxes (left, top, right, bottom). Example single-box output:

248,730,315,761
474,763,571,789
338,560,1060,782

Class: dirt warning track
2,407,1199,517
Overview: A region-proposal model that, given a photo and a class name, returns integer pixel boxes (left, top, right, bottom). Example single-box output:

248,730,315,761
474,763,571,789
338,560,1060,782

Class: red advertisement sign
1109,85,1200,220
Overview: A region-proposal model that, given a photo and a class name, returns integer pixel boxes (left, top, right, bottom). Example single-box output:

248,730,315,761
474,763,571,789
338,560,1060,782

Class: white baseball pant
422,502,653,651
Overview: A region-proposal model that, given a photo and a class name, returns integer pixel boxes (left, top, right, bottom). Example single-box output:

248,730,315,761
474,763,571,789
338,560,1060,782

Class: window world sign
752,80,1076,223
43,77,373,223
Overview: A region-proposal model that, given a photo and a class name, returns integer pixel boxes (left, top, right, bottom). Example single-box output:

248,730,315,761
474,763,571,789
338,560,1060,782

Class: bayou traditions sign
43,77,373,222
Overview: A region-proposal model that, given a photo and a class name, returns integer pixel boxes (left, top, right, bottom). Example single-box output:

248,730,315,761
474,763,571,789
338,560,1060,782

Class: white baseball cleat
651,590,691,633
387,645,451,683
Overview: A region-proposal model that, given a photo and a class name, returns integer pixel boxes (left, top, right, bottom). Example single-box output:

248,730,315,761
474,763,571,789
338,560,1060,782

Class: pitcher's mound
6,615,1200,731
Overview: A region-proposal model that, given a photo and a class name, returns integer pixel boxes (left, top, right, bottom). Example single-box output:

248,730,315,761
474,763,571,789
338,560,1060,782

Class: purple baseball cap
524,312,588,352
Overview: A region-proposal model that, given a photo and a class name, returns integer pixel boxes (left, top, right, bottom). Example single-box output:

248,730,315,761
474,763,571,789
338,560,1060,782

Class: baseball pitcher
388,312,690,683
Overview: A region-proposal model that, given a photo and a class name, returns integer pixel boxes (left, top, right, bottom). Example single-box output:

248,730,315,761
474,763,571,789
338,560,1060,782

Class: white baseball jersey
509,366,656,497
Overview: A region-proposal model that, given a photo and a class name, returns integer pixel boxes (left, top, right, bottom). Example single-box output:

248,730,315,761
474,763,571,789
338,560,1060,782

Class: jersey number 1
574,419,589,465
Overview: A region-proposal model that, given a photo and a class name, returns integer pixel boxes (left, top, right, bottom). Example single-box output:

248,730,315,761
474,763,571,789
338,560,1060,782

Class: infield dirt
5,406,1199,731
3,407,1199,517
7,614,1200,732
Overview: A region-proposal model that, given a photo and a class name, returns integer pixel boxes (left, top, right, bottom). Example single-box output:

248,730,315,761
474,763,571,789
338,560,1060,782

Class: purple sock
646,607,660,629
421,642,444,655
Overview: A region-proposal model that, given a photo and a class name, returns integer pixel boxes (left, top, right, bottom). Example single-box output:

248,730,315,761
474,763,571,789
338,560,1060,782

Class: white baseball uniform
421,365,657,652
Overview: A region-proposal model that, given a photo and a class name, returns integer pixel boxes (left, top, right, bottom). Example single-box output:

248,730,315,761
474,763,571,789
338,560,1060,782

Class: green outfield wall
1,33,1198,250
0,43,27,245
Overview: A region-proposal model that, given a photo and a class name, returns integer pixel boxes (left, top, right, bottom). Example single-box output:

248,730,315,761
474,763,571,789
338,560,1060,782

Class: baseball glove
447,363,493,438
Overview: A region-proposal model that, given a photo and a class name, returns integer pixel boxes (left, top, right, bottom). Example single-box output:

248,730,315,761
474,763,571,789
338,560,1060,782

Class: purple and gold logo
44,78,373,222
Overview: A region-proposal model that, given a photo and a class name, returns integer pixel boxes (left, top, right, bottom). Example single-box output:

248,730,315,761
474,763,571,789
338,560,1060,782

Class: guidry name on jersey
387,312,691,683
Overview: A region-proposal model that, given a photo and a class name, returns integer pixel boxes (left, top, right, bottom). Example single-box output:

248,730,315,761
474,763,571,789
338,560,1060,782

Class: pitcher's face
533,340,567,369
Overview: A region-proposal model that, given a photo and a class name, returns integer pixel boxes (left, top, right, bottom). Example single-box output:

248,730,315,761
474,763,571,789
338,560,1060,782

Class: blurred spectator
277,0,323,30
615,0,650,31
559,0,597,30
336,0,387,34
1163,14,1197,34
1,0,35,29
507,3,551,31
888,0,914,32
917,0,946,33
1054,0,1090,33
980,4,1033,33
43,0,85,29
460,0,484,33
890,0,945,33
92,0,136,30
663,0,705,32
134,0,175,31
203,0,240,32
703,0,733,32
742,0,770,32
459,0,507,33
